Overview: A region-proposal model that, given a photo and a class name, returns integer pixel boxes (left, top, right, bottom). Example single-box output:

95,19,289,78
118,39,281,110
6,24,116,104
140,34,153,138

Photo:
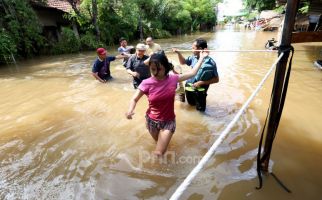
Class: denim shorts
145,115,176,133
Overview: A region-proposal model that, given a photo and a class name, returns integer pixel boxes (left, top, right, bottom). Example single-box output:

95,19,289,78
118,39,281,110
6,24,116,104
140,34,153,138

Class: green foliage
274,6,285,14
51,28,80,54
1,0,222,61
0,30,17,63
244,10,259,21
0,0,44,58
80,31,103,50
244,0,276,11
74,0,219,43
182,0,217,31
299,1,309,14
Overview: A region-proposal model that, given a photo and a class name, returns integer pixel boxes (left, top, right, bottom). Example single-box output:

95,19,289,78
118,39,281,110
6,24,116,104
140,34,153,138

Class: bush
80,31,103,50
51,27,80,54
0,31,17,64
0,0,44,58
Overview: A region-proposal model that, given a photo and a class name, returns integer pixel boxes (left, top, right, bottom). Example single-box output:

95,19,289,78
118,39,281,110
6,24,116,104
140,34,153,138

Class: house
31,0,79,42
276,0,322,31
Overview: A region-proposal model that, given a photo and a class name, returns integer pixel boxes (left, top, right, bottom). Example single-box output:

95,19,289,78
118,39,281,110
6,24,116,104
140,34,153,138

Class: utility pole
260,0,300,171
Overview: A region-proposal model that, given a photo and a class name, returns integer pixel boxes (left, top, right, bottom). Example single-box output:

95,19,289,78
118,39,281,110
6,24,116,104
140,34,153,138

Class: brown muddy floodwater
0,28,322,200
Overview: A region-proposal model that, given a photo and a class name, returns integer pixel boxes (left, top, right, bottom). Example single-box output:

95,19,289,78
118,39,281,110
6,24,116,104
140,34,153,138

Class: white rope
164,49,278,53
164,49,313,53
169,52,285,200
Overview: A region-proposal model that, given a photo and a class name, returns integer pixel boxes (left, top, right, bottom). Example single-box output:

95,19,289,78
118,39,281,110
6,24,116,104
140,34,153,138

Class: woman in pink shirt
126,51,208,156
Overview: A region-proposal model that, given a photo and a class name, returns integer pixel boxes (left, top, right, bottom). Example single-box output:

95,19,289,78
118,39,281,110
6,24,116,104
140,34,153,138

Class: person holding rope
173,38,219,111
92,47,126,83
125,51,209,156
126,43,150,89
118,37,135,67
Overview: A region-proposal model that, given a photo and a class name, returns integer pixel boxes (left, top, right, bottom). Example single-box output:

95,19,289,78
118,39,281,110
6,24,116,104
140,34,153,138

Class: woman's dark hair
149,53,173,75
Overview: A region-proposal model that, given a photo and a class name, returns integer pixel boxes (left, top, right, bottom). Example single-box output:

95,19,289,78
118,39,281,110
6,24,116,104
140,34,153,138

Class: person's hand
100,79,107,83
193,81,203,88
125,111,135,119
172,48,180,53
132,72,140,78
199,49,209,59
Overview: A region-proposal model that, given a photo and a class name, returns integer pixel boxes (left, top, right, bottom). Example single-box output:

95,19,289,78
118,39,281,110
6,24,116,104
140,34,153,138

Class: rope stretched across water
164,49,278,53
169,52,285,200
163,49,311,53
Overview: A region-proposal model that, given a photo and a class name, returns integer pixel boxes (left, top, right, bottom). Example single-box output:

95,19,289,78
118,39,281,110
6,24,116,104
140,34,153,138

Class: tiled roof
46,0,72,13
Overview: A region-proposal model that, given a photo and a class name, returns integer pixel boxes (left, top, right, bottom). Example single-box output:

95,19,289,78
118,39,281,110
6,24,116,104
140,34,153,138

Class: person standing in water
173,38,219,111
92,47,125,83
118,37,135,67
126,43,150,89
145,36,162,55
125,51,209,156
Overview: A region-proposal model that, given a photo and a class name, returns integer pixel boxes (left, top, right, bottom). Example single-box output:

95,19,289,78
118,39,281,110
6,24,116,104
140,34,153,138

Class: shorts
145,115,176,133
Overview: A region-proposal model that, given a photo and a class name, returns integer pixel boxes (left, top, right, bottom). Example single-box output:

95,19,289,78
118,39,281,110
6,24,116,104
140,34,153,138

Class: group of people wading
92,37,219,156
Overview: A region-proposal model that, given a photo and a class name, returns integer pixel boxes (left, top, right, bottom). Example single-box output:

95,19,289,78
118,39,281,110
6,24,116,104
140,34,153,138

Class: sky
217,0,244,21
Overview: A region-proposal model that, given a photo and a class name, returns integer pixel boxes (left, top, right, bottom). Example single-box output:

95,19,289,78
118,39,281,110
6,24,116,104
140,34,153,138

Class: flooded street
0,28,322,199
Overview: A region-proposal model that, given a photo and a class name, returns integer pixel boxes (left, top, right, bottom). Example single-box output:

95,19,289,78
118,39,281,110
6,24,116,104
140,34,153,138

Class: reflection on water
1,29,322,199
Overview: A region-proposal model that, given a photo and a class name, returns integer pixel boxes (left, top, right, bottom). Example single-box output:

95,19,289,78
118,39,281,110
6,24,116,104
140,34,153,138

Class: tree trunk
92,0,100,42
139,12,143,42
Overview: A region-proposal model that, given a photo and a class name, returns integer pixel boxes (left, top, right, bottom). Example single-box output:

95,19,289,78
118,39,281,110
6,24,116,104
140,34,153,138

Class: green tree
0,0,44,60
182,0,217,31
244,0,276,11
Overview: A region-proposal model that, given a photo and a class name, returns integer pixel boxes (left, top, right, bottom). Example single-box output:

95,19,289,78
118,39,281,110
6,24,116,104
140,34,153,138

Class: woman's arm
126,89,144,119
178,51,209,82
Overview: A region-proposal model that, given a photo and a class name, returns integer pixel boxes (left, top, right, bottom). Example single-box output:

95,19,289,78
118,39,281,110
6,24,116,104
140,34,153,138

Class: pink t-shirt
139,74,179,121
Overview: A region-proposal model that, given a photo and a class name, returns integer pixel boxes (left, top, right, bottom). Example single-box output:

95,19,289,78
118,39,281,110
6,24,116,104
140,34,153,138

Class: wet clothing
185,56,218,111
139,74,179,121
185,85,207,111
118,46,132,68
146,43,162,55
126,54,150,88
92,56,116,80
145,115,176,133
118,46,130,54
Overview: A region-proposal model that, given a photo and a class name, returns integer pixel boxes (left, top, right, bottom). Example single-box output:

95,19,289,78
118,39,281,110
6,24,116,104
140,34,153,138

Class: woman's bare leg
153,129,173,156
146,119,159,142
149,130,159,142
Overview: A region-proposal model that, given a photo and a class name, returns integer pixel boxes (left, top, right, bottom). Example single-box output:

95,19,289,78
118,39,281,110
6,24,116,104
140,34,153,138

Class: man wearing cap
92,47,125,83
126,43,150,89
